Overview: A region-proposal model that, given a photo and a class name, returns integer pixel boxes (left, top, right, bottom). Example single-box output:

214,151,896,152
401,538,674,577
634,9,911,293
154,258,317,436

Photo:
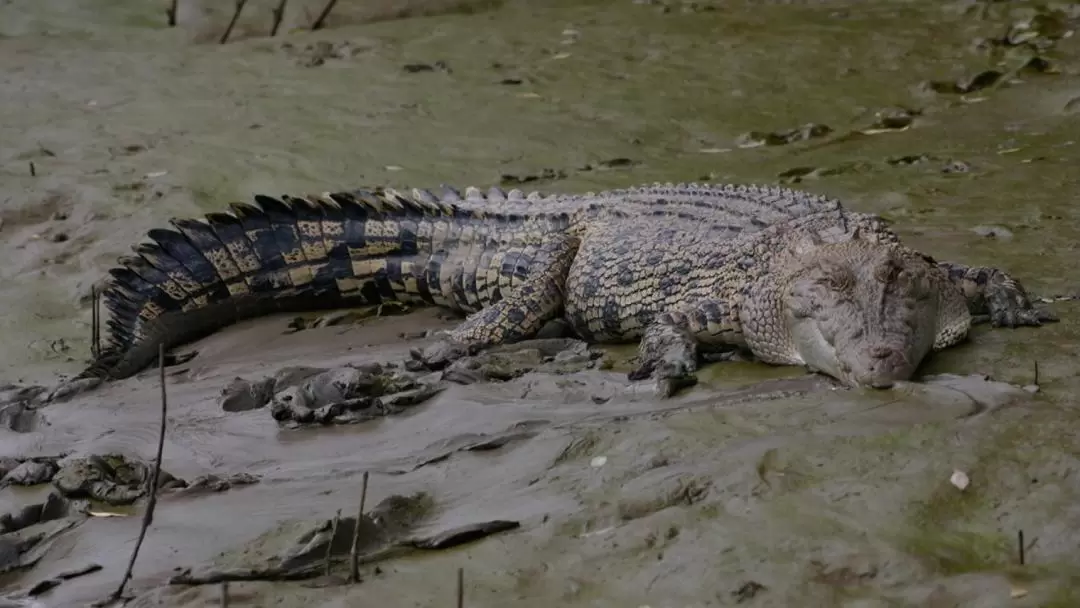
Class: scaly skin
74,183,1056,397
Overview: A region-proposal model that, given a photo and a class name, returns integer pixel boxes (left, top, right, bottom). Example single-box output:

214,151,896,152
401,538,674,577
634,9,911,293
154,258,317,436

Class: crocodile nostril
870,345,895,359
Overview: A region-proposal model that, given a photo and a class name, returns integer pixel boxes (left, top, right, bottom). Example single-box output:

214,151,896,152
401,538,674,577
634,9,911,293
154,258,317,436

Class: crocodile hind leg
935,261,1058,327
420,235,580,369
629,299,743,398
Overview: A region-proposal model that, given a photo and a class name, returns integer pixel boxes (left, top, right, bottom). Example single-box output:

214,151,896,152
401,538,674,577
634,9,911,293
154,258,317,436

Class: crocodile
76,182,1056,396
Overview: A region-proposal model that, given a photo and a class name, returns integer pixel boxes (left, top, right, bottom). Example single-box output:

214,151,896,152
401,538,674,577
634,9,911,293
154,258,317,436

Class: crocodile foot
984,273,1060,327
628,358,698,398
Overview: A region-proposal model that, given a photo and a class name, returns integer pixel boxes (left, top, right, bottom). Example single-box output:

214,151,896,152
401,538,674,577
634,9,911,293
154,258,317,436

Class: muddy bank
3,0,1080,606
5,311,1080,607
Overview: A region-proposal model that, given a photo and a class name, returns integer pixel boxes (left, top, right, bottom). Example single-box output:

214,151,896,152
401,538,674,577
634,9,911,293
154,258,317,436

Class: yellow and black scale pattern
77,181,1045,383
81,182,848,380
85,187,581,380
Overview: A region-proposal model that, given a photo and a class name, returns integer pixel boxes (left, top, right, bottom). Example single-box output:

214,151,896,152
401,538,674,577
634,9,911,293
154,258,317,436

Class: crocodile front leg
629,299,742,398
420,235,580,369
936,261,1058,327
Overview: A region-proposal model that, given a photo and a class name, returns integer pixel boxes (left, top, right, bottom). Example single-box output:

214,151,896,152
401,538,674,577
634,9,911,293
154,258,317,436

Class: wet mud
3,0,1080,606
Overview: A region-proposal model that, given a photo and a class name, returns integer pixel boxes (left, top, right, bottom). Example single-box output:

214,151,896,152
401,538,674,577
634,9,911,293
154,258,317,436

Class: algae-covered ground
2,0,1080,606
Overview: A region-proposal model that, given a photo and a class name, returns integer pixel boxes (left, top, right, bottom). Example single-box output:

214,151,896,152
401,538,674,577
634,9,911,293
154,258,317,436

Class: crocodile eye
816,270,852,292
874,262,898,284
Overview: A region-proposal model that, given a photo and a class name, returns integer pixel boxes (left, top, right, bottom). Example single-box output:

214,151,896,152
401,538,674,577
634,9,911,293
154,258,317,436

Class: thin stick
220,581,230,607
166,0,178,26
270,0,288,36
90,286,99,360
110,343,168,601
310,0,339,31
456,567,464,608
29,161,35,177
324,509,341,576
1018,529,1025,565
94,285,101,359
1033,360,1039,386
348,471,370,583
219,0,249,44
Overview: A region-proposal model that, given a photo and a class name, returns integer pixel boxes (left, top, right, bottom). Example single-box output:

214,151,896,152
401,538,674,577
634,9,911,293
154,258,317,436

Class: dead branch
220,0,249,44
325,509,341,576
310,0,339,31
348,471,370,583
109,343,169,601
166,0,178,26
270,0,288,36
90,285,100,360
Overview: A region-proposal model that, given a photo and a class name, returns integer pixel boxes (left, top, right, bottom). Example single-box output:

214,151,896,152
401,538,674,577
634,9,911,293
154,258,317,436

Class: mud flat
3,0,1080,606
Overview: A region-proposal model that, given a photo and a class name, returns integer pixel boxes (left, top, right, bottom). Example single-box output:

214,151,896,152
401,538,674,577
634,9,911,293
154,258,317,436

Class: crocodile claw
654,360,698,398
628,358,698,398
985,274,1060,328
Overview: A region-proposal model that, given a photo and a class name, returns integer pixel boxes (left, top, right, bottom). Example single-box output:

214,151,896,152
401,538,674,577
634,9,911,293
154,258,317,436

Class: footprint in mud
499,158,638,186
735,123,833,148
281,40,369,67
0,386,43,433
614,466,711,522
169,490,520,585
0,191,74,246
218,362,443,427
218,338,604,428
0,453,256,506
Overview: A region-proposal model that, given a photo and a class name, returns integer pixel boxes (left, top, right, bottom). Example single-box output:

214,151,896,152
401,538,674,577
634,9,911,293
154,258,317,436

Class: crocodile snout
853,343,914,389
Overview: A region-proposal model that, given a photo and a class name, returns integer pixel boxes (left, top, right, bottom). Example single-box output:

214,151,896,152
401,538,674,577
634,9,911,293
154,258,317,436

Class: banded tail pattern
79,187,572,380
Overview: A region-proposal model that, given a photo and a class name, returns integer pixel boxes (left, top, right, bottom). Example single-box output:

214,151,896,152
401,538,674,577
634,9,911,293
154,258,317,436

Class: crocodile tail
74,188,471,381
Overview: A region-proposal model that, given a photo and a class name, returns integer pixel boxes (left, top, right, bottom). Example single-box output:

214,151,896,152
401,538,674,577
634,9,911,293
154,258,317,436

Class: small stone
1022,384,1040,394
950,469,970,491
3,459,59,486
590,456,607,468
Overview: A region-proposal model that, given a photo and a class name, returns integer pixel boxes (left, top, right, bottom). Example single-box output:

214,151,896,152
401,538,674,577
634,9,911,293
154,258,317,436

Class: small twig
220,581,230,607
166,0,178,26
1033,360,1039,386
325,509,341,576
310,0,339,31
110,344,168,601
219,0,249,44
456,567,464,608
270,0,288,36
90,286,100,360
29,161,36,177
94,287,101,358
1018,529,1025,565
348,471,370,583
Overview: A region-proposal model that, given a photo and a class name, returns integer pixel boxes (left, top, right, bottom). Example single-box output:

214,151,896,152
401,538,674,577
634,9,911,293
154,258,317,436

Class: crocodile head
747,238,969,389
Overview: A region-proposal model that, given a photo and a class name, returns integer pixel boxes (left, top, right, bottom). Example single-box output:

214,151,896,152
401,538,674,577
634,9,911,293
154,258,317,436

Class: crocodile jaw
784,308,929,389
